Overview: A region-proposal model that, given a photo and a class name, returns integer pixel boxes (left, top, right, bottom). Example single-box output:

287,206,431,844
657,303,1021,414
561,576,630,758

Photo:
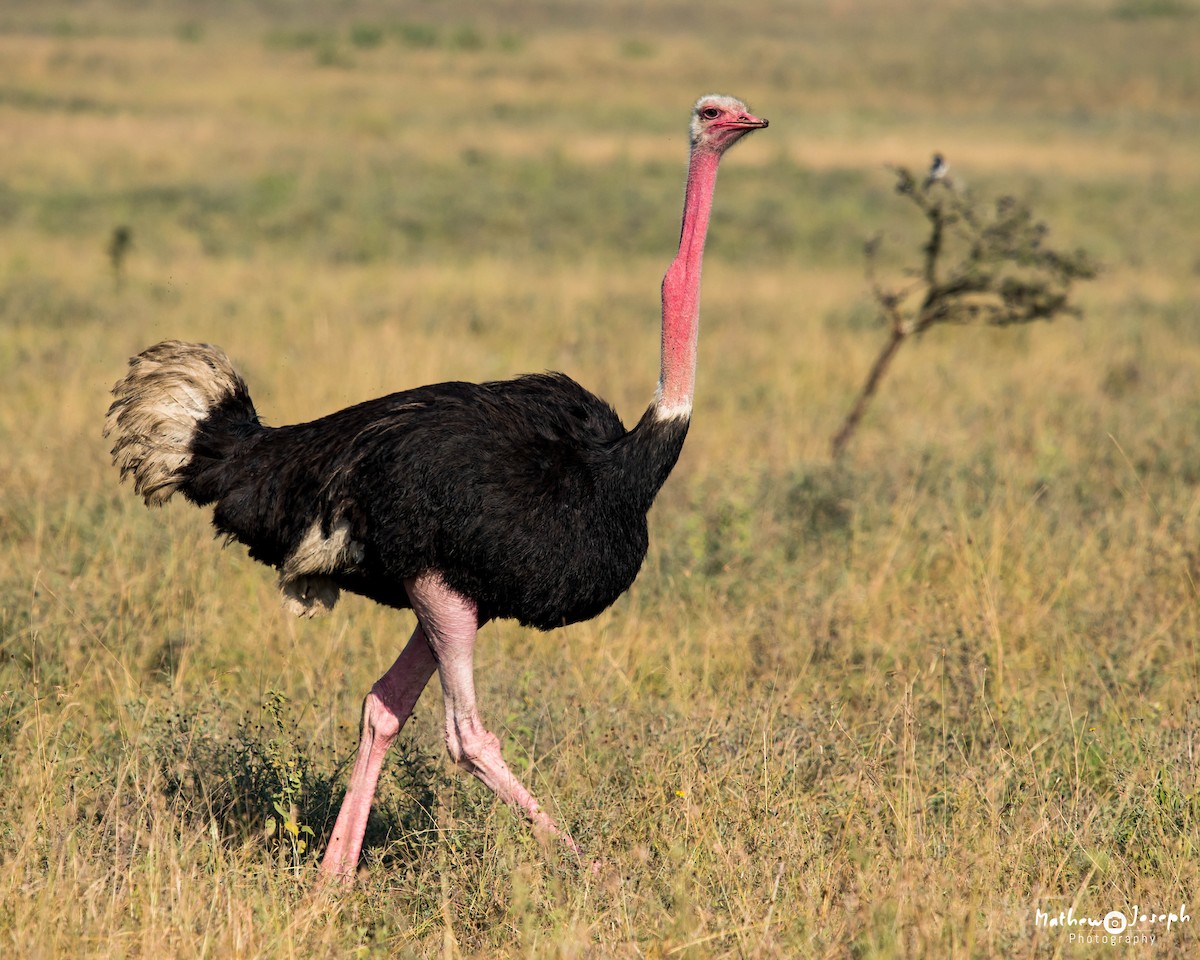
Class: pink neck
654,147,723,420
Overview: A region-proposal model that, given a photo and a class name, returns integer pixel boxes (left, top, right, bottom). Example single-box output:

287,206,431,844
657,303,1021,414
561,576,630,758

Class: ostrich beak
732,112,769,130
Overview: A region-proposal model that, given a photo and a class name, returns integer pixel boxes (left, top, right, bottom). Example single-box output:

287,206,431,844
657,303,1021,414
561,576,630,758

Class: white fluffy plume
104,340,249,507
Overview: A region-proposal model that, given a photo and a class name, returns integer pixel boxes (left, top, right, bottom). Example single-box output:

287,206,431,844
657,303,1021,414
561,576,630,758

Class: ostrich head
689,94,769,153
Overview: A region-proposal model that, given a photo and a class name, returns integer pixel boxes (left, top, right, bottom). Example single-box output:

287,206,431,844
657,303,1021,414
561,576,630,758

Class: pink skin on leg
319,624,437,880
320,570,584,881
406,572,584,858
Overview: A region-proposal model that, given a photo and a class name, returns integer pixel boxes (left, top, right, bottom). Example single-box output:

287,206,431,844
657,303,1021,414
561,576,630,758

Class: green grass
2,0,1199,956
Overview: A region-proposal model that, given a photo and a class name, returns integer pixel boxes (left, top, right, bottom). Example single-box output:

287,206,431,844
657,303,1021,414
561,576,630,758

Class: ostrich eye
700,107,721,120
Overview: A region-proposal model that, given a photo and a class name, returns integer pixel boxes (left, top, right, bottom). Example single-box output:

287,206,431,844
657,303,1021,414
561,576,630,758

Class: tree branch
830,163,1097,459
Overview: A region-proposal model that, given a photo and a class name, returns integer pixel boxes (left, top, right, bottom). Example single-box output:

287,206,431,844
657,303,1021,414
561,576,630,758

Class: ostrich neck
653,147,723,421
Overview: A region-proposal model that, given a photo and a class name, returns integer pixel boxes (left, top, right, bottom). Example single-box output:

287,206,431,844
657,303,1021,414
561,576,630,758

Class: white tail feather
104,340,250,506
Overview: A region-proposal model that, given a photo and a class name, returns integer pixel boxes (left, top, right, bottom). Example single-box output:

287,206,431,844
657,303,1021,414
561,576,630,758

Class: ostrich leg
320,625,438,879
407,572,582,856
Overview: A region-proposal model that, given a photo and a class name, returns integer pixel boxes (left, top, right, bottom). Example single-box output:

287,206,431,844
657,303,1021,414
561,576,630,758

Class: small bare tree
108,225,133,292
831,162,1097,459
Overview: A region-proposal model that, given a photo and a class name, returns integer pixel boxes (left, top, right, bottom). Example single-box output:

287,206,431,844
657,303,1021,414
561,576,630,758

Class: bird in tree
104,94,767,879
923,152,949,190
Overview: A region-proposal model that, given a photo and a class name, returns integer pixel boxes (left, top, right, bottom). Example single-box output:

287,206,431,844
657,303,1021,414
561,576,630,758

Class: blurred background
2,1,1198,957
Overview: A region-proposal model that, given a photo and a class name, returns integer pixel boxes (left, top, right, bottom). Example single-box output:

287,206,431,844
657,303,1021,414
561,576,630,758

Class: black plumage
177,370,688,629
106,94,767,877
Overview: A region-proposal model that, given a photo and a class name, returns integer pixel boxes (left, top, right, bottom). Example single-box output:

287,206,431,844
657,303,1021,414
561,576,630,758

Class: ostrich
105,94,767,878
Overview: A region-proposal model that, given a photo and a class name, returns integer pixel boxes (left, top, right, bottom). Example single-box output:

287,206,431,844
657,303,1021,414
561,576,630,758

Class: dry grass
2,0,1200,956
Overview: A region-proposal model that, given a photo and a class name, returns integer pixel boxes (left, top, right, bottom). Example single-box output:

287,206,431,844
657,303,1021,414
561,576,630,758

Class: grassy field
2,0,1200,956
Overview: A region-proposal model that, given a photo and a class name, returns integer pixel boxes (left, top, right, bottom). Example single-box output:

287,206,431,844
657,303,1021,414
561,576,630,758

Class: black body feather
180,371,689,629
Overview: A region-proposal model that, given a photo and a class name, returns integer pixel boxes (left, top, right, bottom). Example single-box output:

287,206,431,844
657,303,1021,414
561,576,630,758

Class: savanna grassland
2,0,1200,956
